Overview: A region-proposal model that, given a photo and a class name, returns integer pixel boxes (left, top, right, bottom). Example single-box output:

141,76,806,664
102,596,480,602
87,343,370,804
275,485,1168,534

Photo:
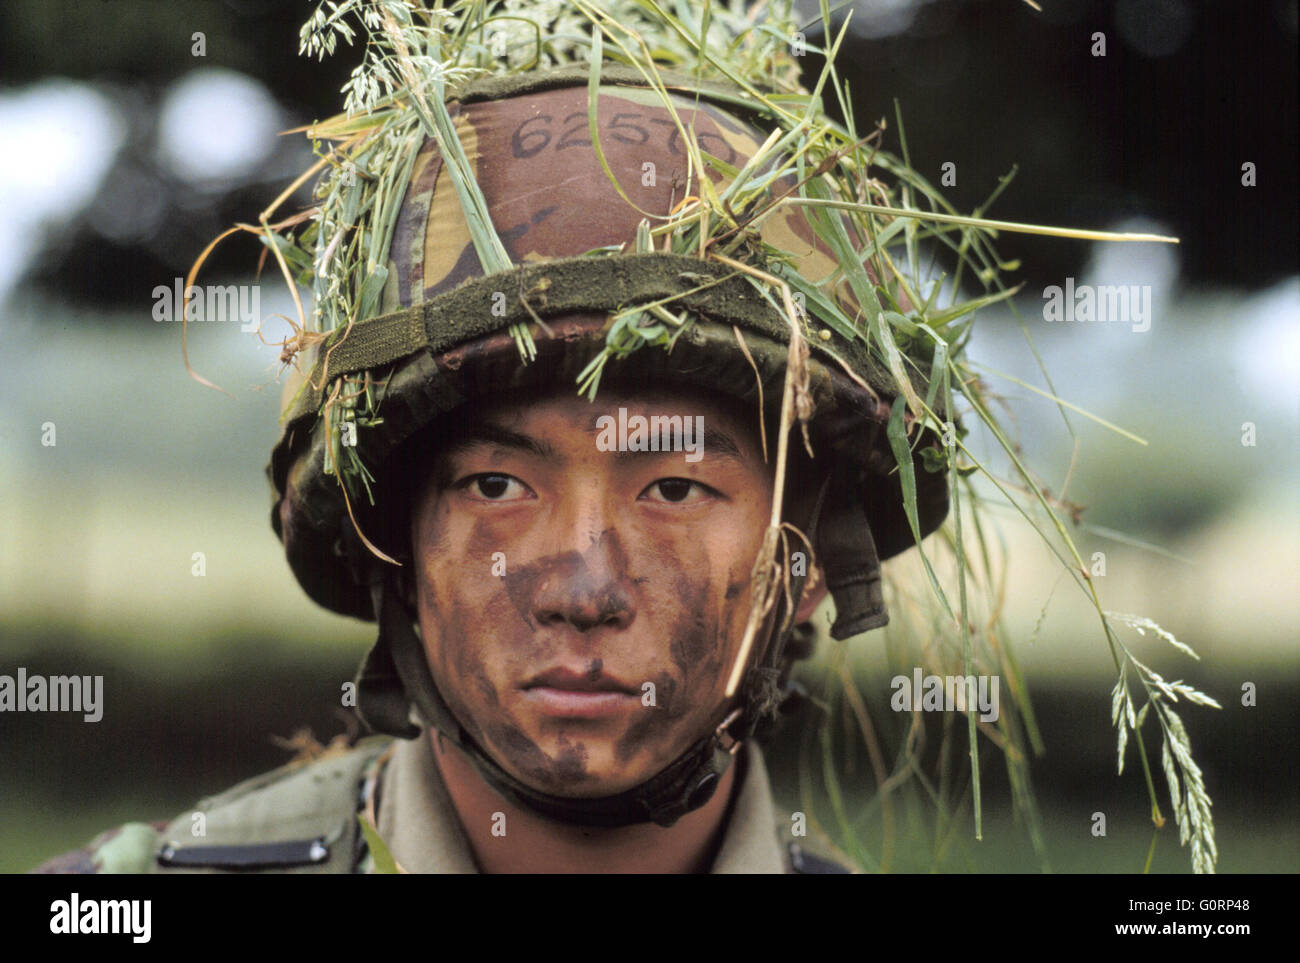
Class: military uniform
31,737,848,874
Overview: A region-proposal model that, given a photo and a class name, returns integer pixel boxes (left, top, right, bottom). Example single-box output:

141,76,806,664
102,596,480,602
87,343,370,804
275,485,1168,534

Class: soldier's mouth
522,666,636,692
520,666,638,719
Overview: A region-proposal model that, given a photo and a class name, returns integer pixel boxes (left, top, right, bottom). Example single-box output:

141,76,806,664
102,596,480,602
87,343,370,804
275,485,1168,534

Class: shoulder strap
152,738,392,874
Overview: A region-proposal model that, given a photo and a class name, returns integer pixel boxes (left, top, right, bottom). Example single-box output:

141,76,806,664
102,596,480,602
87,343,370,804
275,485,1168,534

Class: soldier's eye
461,473,531,501
641,478,712,504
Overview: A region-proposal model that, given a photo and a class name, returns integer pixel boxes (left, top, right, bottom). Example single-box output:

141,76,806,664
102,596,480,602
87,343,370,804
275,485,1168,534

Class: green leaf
770,261,857,341
927,282,1024,330
357,264,389,322
881,310,920,339
357,814,400,874
918,324,948,417
584,26,653,219
869,303,924,417
918,445,947,474
886,396,954,619
340,174,363,228
261,232,312,275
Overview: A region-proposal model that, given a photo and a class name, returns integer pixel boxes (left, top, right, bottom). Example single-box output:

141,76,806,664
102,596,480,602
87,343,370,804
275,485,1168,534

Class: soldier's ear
795,564,828,624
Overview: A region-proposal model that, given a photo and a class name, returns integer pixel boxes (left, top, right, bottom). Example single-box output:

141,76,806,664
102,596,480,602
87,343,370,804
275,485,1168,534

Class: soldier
32,2,951,874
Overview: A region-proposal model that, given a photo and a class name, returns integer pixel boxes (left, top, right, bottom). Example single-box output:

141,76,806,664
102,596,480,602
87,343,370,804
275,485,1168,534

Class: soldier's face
409,387,774,797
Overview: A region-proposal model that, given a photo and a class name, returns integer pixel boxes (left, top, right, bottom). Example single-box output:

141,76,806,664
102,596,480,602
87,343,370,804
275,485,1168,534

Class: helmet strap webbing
819,467,889,640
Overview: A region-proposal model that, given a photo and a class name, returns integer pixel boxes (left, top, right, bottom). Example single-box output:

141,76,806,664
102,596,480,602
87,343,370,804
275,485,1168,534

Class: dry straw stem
789,198,1180,245
181,131,367,394
706,252,811,699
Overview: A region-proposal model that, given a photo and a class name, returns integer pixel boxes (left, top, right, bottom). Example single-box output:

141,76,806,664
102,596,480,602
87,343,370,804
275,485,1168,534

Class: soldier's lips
522,688,634,718
520,666,637,718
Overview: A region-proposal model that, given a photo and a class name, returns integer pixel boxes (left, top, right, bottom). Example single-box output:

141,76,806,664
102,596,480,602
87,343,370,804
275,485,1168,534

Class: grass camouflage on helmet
267,63,950,628
185,0,1219,868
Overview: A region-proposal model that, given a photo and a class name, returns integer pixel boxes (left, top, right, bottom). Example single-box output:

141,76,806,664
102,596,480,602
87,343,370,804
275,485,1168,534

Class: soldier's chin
496,737,666,800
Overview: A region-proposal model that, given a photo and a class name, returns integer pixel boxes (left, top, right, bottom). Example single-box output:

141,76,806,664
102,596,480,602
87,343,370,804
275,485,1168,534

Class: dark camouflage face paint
501,530,635,632
409,389,774,798
379,77,822,797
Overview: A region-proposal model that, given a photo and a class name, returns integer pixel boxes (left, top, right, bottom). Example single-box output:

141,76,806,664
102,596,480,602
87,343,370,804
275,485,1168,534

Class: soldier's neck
429,731,735,874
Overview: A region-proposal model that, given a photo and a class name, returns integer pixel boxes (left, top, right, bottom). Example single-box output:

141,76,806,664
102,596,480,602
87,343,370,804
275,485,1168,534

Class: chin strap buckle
714,707,746,757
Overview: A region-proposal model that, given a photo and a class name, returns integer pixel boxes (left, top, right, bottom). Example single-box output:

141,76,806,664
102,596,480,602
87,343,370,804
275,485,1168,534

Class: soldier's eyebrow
444,422,558,461
698,427,745,462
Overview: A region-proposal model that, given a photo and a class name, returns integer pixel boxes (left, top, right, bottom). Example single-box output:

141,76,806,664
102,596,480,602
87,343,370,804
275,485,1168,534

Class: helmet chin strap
352,475,832,829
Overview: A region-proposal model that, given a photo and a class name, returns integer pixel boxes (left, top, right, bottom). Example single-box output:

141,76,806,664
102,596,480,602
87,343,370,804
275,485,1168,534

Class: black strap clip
156,836,330,871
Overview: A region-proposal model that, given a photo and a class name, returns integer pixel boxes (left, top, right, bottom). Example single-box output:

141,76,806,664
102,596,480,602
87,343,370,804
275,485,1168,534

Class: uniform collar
374,732,786,874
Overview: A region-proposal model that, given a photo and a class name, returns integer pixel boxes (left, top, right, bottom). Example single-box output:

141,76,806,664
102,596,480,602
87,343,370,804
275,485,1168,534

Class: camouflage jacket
31,736,849,874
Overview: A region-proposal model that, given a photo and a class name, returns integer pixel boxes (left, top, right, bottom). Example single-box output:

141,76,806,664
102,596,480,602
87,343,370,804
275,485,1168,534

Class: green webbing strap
284,252,802,423
454,63,780,124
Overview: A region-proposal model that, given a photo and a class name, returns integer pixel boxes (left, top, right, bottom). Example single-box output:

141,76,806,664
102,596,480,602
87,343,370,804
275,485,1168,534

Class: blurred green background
1,0,1296,873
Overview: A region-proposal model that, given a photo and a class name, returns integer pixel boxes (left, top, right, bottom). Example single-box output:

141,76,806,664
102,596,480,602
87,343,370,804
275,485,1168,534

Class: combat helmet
255,1,952,829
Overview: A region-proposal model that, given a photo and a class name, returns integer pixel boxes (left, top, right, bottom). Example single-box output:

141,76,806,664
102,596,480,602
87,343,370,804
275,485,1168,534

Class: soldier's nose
530,528,636,633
